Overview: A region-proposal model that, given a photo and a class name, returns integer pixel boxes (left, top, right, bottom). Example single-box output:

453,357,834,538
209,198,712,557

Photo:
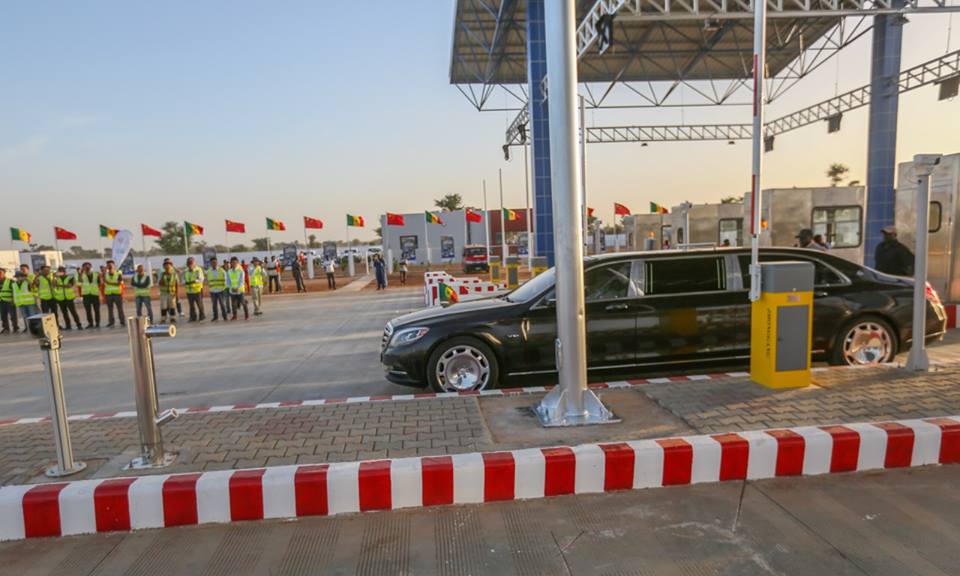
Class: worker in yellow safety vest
32,265,61,327
249,257,267,316
78,262,102,328
53,266,82,330
183,257,206,322
103,259,125,328
226,256,249,320
18,264,36,297
206,256,230,321
158,260,179,324
0,268,19,334
12,271,38,331
132,263,154,323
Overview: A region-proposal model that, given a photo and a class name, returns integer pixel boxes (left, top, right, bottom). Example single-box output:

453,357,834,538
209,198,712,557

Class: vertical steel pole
425,217,431,266
126,316,177,469
906,155,939,371
499,168,508,268
483,180,491,267
346,226,354,276
535,0,614,427
40,328,86,477
748,0,767,302
579,95,588,256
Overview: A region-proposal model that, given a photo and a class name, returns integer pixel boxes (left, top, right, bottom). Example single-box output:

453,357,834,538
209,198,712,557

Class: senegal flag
185,221,204,236
438,281,459,303
650,202,669,214
425,211,443,225
502,208,518,221
10,227,31,243
266,217,286,231
346,214,364,227
99,225,118,239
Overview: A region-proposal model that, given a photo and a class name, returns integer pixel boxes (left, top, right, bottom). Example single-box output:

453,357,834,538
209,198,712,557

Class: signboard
440,236,455,260
202,247,217,269
111,230,133,269
518,233,529,256
30,254,46,272
282,244,298,268
322,241,338,261
399,235,418,262
119,252,135,275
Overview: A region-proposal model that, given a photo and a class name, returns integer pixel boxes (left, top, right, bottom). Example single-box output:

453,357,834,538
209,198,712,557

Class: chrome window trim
639,254,730,297
733,252,853,288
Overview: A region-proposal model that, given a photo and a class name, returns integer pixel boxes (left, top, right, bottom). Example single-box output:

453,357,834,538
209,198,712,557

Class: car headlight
391,327,430,346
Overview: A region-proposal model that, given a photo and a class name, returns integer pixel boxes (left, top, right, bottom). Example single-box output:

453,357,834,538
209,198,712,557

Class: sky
1,1,958,247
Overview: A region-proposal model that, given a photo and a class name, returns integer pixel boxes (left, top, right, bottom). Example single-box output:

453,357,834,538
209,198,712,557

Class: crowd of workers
0,255,278,335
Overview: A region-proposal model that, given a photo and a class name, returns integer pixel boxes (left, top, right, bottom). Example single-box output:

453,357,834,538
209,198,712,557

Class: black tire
427,336,500,392
829,315,898,366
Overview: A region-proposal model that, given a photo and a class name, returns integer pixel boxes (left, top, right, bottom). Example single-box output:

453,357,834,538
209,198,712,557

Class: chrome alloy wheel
435,344,491,392
842,321,893,365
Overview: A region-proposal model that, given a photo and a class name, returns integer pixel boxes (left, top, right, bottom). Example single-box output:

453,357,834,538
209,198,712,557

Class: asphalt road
0,286,422,419
2,464,958,575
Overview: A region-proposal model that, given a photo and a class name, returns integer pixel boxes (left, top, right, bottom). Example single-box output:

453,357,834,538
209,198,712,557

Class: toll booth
896,153,960,303
624,214,668,250
667,202,746,248
750,261,814,389
505,256,521,289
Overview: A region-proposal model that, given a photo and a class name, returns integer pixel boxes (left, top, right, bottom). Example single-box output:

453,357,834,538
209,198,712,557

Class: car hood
390,296,517,328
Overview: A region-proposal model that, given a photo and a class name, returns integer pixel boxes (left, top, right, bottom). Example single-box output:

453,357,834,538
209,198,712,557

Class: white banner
111,229,133,266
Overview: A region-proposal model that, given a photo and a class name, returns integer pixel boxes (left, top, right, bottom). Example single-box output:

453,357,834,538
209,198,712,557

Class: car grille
381,322,394,351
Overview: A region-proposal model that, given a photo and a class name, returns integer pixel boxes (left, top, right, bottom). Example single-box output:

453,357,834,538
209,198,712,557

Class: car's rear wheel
427,337,499,392
830,316,897,366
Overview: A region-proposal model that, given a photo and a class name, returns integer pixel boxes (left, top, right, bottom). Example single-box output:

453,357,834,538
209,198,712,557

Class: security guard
226,257,249,320
183,257,206,322
13,271,38,331
132,264,154,323
53,266,82,330
249,257,266,316
206,256,229,321
0,268,19,334
33,265,61,326
78,262,101,328
103,259,125,328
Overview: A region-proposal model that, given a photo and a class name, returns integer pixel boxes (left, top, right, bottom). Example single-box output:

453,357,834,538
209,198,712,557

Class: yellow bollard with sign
506,257,521,289
531,256,549,277
750,261,814,389
490,261,502,284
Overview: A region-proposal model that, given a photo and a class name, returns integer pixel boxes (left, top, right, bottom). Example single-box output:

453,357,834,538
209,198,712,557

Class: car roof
586,247,860,269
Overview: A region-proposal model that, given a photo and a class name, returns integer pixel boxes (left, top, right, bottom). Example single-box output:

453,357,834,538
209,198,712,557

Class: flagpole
483,180,490,269
614,204,620,253
53,228,60,258
346,221,354,277
383,215,392,274
424,215,431,267
499,168,507,268
183,225,189,257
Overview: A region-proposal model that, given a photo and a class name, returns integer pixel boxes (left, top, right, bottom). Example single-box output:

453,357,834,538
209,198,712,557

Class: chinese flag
225,219,246,233
386,213,405,226
614,202,631,216
587,207,595,218
465,209,483,223
141,224,162,237
304,216,324,229
54,226,77,241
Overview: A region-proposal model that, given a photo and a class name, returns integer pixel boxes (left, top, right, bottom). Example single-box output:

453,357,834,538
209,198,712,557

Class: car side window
737,254,844,287
584,262,635,302
644,256,726,295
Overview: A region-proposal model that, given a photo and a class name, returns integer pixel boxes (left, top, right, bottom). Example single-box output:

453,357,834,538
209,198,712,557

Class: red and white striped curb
1,415,957,541
0,371,759,428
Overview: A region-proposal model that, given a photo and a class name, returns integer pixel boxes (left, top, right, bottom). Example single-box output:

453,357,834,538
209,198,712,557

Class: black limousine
380,248,948,392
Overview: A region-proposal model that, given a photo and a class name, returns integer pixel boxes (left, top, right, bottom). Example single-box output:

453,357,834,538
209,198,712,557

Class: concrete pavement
0,282,417,419
1,464,957,575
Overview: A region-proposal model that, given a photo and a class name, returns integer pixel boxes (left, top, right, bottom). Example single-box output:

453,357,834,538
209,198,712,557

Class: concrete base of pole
906,347,930,371
125,452,177,471
534,386,619,427
45,460,86,478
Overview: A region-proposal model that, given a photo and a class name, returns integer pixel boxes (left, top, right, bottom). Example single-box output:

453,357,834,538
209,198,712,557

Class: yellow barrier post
750,261,814,389
506,257,521,289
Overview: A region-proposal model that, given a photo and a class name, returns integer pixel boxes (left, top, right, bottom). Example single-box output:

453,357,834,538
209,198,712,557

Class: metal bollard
27,314,87,477
125,316,179,469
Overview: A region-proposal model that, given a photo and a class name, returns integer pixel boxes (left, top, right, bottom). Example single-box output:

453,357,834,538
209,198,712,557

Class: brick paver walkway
2,363,959,486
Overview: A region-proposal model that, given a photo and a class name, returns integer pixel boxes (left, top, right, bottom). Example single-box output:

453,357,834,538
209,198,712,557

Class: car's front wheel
830,316,898,366
427,337,499,392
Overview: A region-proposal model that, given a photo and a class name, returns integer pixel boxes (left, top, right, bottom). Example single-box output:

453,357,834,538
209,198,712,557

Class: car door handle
814,291,828,298
605,303,629,311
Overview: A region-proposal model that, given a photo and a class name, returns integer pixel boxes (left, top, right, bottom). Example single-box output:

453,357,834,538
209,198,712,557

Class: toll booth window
718,218,742,247
645,257,725,295
738,254,844,287
929,201,942,233
812,206,861,248
584,262,635,301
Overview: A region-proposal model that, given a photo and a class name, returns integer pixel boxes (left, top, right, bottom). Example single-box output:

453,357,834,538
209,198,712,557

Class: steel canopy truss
576,49,960,144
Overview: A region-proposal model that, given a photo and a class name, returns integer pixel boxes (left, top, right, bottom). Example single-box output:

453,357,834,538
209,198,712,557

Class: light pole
906,154,942,371
748,0,767,302
534,0,615,427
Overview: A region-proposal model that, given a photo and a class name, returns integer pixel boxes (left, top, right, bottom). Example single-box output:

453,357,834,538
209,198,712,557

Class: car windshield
504,267,556,303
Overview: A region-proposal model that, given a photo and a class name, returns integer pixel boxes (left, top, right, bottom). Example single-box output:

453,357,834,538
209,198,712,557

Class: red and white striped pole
748,0,767,303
